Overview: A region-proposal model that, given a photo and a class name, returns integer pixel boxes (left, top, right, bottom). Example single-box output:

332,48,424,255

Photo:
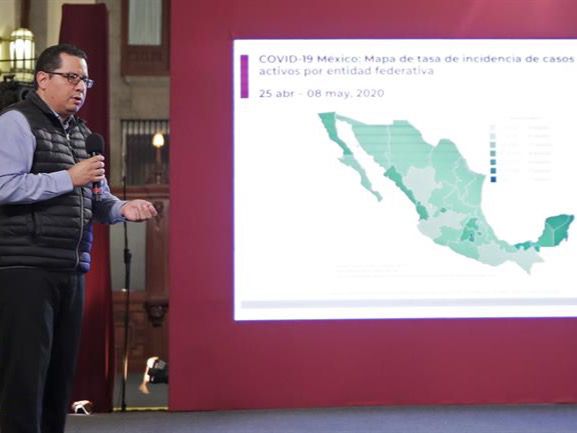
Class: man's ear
36,71,49,90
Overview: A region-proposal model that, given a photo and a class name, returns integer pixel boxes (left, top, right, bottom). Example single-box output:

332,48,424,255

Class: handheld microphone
85,133,105,202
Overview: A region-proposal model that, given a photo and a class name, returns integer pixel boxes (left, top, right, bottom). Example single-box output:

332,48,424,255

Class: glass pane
128,0,162,46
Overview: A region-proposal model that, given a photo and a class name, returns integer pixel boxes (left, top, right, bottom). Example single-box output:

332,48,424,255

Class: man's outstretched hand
121,199,158,221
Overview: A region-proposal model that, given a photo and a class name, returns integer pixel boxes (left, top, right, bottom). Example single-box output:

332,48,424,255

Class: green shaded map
319,112,574,273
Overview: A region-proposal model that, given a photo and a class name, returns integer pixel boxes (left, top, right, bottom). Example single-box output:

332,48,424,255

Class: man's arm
0,110,73,204
91,178,126,224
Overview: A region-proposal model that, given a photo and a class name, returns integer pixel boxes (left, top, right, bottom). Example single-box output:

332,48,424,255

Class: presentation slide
233,39,577,321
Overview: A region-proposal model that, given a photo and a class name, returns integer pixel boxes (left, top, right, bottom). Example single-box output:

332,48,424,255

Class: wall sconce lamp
152,131,165,148
152,131,165,184
0,28,35,82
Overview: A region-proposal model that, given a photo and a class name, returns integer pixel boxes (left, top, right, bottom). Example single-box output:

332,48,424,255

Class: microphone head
85,133,105,155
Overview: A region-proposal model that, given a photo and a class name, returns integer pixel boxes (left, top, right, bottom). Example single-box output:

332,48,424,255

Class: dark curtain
59,4,114,412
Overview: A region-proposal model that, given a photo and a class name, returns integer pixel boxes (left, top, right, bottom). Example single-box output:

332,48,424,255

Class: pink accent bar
240,55,249,98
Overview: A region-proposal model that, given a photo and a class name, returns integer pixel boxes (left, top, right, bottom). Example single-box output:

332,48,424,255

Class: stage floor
67,404,577,433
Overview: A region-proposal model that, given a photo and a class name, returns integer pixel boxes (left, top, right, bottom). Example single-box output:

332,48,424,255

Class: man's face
36,53,89,118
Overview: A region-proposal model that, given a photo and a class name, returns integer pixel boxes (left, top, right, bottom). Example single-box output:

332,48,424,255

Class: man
0,44,157,433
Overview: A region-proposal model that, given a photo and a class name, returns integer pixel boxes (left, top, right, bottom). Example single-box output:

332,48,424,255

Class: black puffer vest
0,92,94,272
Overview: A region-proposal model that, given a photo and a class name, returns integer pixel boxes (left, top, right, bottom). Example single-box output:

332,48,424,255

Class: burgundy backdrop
60,4,114,412
170,0,577,410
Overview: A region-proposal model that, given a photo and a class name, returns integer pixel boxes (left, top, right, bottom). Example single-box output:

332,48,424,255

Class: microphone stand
120,174,132,412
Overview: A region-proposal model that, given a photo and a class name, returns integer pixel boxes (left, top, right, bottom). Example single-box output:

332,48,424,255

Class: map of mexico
320,112,574,273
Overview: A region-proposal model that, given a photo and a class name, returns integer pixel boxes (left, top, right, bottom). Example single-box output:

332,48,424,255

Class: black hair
33,43,88,89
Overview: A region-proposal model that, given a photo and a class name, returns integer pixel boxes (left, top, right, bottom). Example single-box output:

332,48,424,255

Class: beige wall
0,0,18,36
0,0,18,73
100,0,170,186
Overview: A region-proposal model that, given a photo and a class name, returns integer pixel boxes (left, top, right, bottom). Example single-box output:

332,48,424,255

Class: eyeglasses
46,71,95,89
